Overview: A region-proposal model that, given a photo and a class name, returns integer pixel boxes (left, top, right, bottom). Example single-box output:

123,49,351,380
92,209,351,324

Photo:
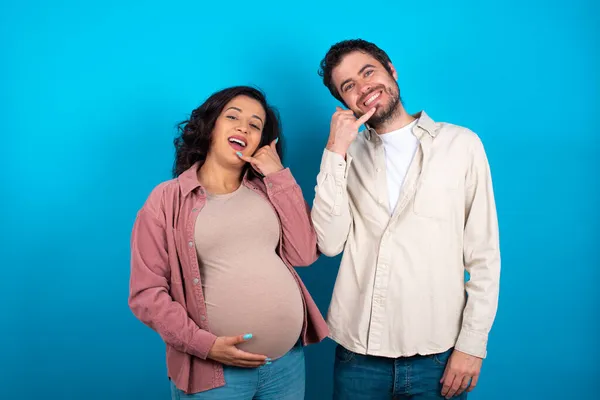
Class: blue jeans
333,344,467,399
170,343,305,399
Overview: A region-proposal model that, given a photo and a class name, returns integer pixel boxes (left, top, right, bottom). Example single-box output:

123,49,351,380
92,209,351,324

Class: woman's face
210,95,266,167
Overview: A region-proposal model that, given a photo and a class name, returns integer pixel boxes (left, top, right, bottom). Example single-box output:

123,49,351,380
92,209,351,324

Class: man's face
331,51,401,127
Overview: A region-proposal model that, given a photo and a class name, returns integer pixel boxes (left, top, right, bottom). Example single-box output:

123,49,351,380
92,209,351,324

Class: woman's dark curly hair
173,86,283,178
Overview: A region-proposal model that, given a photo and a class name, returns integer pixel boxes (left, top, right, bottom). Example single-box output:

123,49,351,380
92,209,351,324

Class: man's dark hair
318,39,394,103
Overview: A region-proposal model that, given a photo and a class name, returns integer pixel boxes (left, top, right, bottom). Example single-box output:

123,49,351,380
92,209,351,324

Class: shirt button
188,241,194,248
200,315,206,321
376,168,380,172
268,183,273,188
192,208,198,212
193,278,199,285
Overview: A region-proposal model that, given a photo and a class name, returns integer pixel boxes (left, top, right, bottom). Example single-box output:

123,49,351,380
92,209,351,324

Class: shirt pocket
413,173,459,220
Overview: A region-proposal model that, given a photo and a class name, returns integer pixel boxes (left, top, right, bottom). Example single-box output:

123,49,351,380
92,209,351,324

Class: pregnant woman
128,86,328,399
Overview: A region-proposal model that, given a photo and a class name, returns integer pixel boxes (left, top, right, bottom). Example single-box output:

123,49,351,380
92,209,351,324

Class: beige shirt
194,184,304,359
311,111,500,359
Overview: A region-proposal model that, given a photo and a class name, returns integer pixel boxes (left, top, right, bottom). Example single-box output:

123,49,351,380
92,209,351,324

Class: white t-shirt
379,120,419,214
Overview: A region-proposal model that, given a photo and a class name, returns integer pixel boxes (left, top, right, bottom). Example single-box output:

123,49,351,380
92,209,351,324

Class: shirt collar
178,162,203,197
178,161,253,197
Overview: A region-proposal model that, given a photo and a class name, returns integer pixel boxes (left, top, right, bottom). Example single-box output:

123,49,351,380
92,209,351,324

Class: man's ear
389,62,398,80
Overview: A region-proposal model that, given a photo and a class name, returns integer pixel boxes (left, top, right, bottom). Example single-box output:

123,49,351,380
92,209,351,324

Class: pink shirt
128,163,329,394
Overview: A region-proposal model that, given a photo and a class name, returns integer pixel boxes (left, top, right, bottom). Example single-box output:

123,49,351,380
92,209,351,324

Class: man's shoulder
436,121,481,143
432,121,490,164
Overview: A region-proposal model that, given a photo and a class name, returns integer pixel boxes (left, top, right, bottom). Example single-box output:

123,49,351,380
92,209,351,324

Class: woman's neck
197,155,244,195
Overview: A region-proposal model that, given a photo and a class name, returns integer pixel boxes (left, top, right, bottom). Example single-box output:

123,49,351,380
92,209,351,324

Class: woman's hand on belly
208,333,270,368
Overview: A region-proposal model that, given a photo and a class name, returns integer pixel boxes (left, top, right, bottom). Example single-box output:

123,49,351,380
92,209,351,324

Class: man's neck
197,156,243,195
373,106,416,135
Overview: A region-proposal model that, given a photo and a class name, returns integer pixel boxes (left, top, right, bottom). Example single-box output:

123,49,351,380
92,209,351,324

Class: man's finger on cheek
355,107,376,126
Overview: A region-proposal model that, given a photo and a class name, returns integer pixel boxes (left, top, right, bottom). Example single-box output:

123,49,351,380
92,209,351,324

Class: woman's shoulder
147,177,180,199
138,178,181,218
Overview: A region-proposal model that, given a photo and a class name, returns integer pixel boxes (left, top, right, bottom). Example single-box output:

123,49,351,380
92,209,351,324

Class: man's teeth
229,138,246,147
364,92,381,106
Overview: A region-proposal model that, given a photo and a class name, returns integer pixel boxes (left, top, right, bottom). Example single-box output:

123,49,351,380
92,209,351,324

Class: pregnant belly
202,257,304,359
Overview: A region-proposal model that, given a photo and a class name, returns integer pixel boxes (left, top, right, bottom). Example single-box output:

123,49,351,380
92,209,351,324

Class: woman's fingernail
265,358,272,361
275,138,279,144
236,151,243,157
243,333,252,340
266,361,272,365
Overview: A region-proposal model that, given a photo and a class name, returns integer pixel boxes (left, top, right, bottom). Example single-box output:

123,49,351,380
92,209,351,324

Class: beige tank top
194,183,304,359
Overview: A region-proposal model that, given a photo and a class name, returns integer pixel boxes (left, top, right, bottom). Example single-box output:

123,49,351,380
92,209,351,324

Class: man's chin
368,107,386,121
357,105,381,118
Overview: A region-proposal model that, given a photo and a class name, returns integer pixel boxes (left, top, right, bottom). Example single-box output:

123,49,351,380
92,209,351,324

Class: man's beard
366,84,401,128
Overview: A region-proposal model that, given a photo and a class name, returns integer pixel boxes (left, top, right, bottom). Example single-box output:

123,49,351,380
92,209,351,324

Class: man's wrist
325,145,347,159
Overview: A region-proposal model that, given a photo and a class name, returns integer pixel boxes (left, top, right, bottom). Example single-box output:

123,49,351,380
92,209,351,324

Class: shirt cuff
188,328,218,360
454,328,488,359
263,168,296,195
320,149,352,180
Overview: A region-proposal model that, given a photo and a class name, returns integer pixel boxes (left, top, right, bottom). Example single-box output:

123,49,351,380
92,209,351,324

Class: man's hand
237,139,283,177
326,106,376,157
440,349,483,398
207,333,269,368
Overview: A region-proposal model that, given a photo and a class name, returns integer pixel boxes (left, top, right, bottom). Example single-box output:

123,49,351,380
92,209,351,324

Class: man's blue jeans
333,344,467,399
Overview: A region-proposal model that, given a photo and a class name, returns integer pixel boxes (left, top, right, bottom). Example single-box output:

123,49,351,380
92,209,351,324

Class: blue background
1,0,598,399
